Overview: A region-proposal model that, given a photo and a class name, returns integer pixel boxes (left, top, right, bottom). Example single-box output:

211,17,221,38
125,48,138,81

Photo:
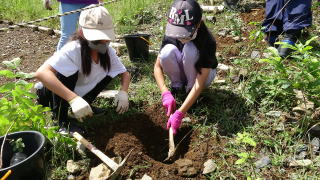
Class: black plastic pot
0,131,46,180
124,34,150,61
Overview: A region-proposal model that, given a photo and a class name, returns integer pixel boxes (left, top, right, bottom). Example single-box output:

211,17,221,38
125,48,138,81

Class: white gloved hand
68,96,93,122
43,0,53,10
114,90,129,114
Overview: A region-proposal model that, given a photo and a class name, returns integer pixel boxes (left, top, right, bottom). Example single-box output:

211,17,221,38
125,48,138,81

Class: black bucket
124,34,150,61
0,131,46,180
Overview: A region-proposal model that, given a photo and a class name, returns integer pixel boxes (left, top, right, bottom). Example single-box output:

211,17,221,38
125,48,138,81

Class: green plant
248,21,265,45
9,138,25,153
236,132,257,147
243,36,320,108
235,152,255,165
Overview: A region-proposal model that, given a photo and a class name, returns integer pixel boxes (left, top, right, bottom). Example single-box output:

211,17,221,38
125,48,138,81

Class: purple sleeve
58,0,99,4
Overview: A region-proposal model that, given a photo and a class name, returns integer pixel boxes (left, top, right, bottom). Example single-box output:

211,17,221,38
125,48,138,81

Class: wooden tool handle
72,132,119,171
168,127,175,156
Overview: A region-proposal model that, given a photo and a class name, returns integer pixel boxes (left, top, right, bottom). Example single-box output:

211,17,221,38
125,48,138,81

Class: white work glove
43,0,52,10
68,96,93,122
114,90,129,114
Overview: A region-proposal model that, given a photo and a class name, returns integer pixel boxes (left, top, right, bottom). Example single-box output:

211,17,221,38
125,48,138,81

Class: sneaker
278,38,295,58
265,31,280,47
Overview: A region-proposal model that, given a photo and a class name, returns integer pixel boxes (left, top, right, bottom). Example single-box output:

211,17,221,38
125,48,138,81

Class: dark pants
37,72,112,125
263,0,312,34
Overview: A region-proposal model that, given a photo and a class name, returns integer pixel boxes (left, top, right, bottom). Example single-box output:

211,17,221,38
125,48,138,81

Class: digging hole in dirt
86,105,193,171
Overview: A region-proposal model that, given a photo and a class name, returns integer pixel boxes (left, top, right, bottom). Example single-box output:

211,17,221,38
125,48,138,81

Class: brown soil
85,104,229,179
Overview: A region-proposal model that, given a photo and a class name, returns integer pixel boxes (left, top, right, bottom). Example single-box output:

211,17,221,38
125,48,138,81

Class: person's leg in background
159,44,187,94
278,0,312,57
57,3,89,51
262,0,285,47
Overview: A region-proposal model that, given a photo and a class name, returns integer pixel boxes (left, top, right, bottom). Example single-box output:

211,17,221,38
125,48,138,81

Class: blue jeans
263,0,312,33
57,3,94,50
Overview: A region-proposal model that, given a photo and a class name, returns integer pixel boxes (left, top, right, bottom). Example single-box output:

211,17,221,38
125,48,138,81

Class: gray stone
266,111,282,117
97,90,119,98
217,29,229,37
289,159,312,167
202,159,217,174
182,117,192,123
67,175,75,180
175,159,198,177
275,122,285,132
140,174,152,180
255,156,271,168
232,36,241,42
311,137,320,152
89,163,112,180
250,50,261,59
206,16,216,23
296,151,307,160
217,63,230,71
66,160,81,174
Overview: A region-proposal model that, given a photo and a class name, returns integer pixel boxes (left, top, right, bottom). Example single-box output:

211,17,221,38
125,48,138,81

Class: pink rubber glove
162,91,176,116
166,110,185,135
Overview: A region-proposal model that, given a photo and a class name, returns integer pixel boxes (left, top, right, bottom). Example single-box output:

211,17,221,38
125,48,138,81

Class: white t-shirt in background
46,40,126,97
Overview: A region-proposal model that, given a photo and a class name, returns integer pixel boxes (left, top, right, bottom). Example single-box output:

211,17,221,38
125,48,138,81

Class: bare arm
119,71,130,92
35,63,78,102
154,56,169,93
178,68,211,113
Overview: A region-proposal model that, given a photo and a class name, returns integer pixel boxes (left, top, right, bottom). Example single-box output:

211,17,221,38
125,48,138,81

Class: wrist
68,95,79,104
161,90,171,97
175,110,185,116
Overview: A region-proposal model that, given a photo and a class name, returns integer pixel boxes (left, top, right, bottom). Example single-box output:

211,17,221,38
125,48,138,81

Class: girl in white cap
35,6,130,134
154,0,218,135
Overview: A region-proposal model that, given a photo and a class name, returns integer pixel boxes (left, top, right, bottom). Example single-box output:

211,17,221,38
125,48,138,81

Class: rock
311,108,320,120
311,137,320,152
182,117,192,123
296,151,307,160
250,50,261,59
215,79,226,84
76,141,87,157
292,106,310,115
206,16,216,23
262,52,272,58
175,159,198,177
255,156,271,168
66,160,81,174
275,122,285,132
202,159,217,174
217,29,229,37
67,175,75,180
266,111,282,117
232,36,241,42
296,144,308,154
140,174,152,180
294,90,304,100
89,163,112,180
97,90,119,98
299,101,314,110
289,159,312,167
217,63,230,71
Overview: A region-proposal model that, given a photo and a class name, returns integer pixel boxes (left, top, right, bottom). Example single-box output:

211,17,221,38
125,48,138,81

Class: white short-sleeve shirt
46,40,127,97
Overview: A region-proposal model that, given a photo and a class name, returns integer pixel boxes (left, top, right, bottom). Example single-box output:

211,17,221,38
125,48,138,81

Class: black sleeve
160,36,184,52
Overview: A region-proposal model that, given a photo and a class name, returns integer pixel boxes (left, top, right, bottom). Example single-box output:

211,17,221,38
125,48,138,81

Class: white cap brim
82,28,115,41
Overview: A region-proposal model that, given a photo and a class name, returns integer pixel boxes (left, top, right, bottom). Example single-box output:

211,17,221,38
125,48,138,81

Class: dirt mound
85,104,223,179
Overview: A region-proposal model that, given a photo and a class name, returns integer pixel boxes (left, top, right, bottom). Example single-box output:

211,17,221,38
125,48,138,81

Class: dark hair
71,31,111,76
192,21,217,74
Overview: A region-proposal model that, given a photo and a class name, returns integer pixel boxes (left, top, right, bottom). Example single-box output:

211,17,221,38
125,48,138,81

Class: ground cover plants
0,0,319,179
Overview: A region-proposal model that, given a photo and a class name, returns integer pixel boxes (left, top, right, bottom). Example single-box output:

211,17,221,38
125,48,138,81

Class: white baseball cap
79,5,115,41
